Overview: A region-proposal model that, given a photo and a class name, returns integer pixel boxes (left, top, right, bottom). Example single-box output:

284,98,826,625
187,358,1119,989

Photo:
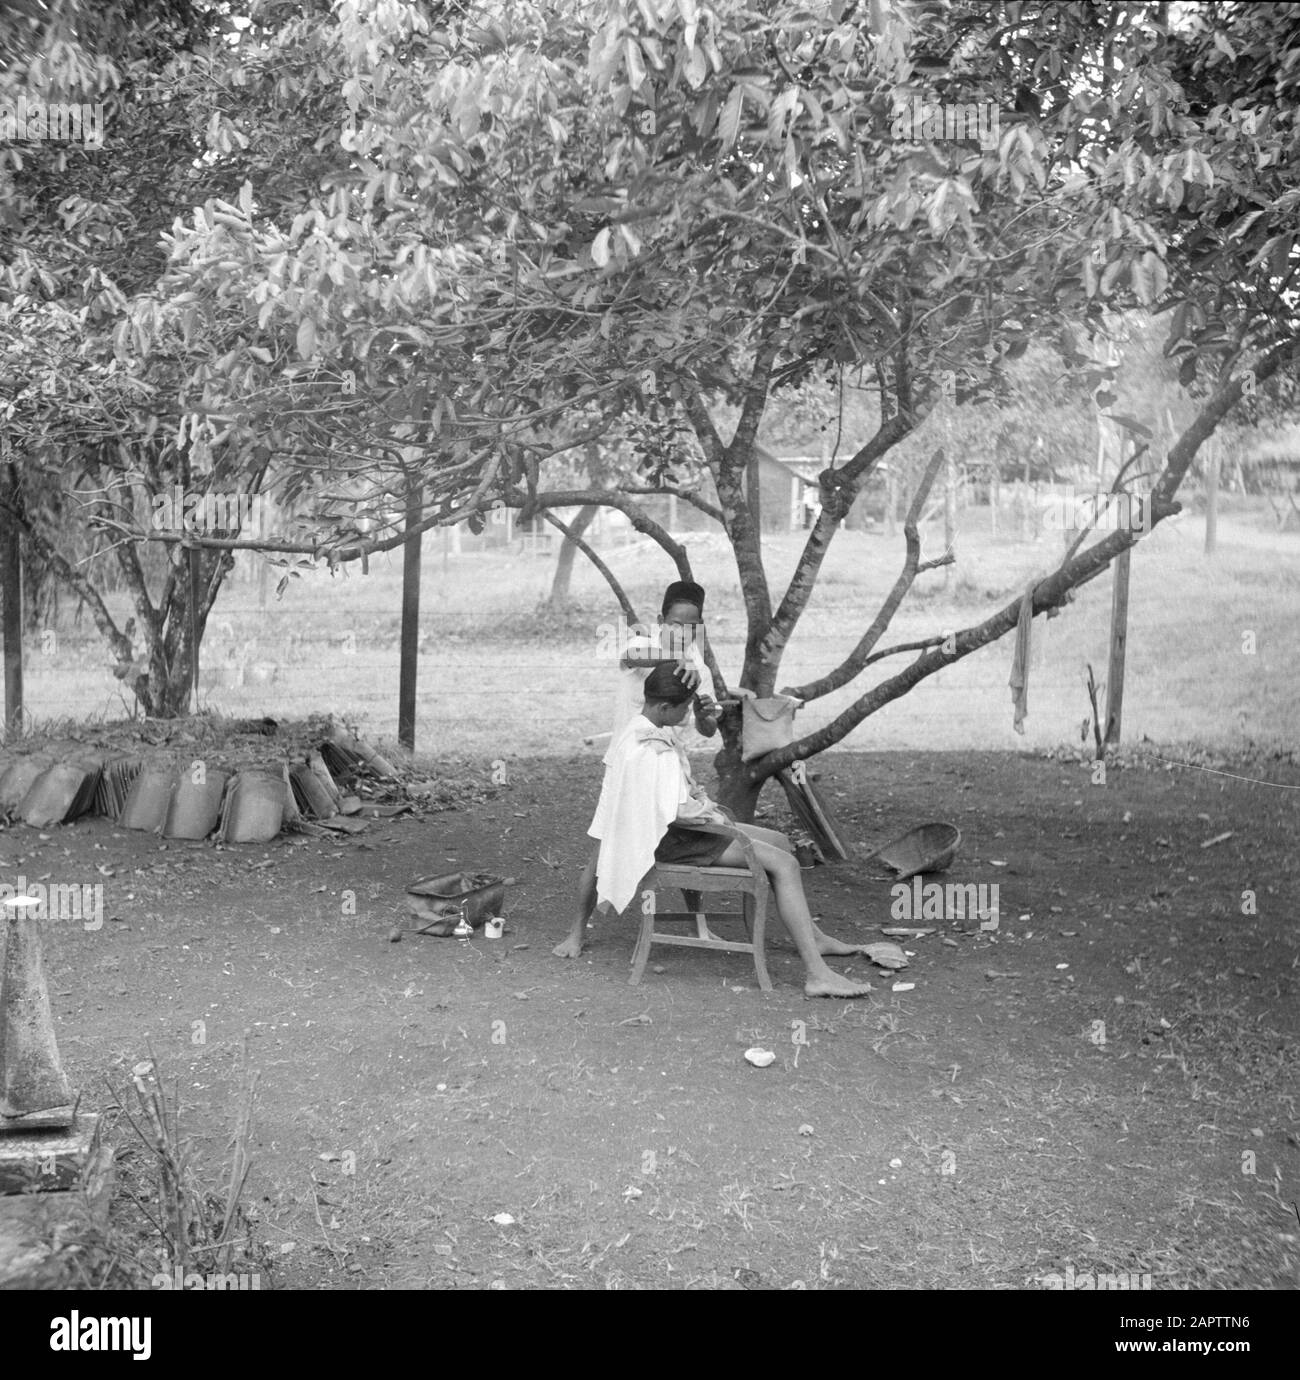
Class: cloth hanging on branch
1009,585,1036,735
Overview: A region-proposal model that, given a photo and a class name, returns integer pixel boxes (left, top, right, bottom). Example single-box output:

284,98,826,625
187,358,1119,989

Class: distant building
636,447,882,533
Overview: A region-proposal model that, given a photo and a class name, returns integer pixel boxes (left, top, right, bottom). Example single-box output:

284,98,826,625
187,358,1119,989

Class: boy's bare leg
729,826,875,956
554,843,599,958
732,822,795,853
714,838,873,998
807,920,878,957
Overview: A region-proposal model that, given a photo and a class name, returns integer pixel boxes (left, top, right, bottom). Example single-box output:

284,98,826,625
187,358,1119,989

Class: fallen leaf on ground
863,942,909,969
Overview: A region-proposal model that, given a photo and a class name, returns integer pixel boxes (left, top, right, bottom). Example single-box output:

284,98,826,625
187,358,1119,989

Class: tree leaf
1104,413,1153,438
625,38,646,90
1082,252,1098,298
718,85,744,150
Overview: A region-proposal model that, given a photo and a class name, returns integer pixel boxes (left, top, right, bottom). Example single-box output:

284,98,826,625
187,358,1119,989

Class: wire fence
22,643,1289,757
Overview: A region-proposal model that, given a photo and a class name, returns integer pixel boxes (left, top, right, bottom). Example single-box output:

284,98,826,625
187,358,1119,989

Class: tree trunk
711,710,765,821
8,457,251,720
125,543,232,718
546,504,599,604
152,645,197,717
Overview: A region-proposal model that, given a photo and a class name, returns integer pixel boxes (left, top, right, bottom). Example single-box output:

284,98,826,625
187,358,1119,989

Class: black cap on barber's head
661,580,705,616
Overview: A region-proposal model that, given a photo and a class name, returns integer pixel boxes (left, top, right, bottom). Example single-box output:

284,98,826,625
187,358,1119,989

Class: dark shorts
655,819,733,867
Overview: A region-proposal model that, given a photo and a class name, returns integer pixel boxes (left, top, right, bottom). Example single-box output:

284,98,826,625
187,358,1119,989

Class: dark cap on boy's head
661,580,705,615
643,663,694,705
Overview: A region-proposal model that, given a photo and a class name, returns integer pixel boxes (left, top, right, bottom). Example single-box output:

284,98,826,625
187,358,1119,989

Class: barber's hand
674,661,702,691
694,693,718,720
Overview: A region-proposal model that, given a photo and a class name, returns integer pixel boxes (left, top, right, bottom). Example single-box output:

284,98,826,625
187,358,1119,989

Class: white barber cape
587,713,713,914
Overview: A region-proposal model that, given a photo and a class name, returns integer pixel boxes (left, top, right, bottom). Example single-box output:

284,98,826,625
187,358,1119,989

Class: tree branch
680,388,725,467
747,344,1300,777
1,495,133,666
618,485,725,524
540,509,635,622
725,326,782,478
763,419,918,665
835,407,913,487
786,447,948,700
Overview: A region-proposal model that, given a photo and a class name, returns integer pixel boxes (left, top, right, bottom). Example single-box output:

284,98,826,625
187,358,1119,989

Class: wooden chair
629,822,772,990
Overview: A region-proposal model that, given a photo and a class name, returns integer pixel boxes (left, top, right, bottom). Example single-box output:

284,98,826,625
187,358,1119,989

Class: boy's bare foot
814,934,871,957
810,921,877,958
804,971,874,999
552,933,586,959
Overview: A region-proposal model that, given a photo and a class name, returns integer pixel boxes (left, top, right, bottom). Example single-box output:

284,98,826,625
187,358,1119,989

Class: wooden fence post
1,475,22,739
1103,546,1131,752
1204,438,1219,557
398,474,422,752
943,454,956,587
188,544,201,714
1020,452,1031,541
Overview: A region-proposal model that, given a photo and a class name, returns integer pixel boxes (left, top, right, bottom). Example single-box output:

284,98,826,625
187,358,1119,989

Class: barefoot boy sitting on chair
556,579,719,957
556,664,875,999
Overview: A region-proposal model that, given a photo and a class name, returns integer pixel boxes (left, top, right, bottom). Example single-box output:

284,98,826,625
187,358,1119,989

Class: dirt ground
8,748,1299,1290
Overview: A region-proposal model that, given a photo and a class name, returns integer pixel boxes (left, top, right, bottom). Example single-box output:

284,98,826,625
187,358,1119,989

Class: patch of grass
17,500,1299,756
14,1050,269,1290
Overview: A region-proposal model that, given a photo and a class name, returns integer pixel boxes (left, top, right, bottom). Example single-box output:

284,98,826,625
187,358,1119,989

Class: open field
18,498,1300,759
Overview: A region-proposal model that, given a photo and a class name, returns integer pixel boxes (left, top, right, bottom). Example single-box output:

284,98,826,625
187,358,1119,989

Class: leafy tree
0,0,367,715
15,1,1299,797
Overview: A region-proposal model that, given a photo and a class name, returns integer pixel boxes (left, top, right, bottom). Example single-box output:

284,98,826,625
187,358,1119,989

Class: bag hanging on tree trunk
740,694,801,762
